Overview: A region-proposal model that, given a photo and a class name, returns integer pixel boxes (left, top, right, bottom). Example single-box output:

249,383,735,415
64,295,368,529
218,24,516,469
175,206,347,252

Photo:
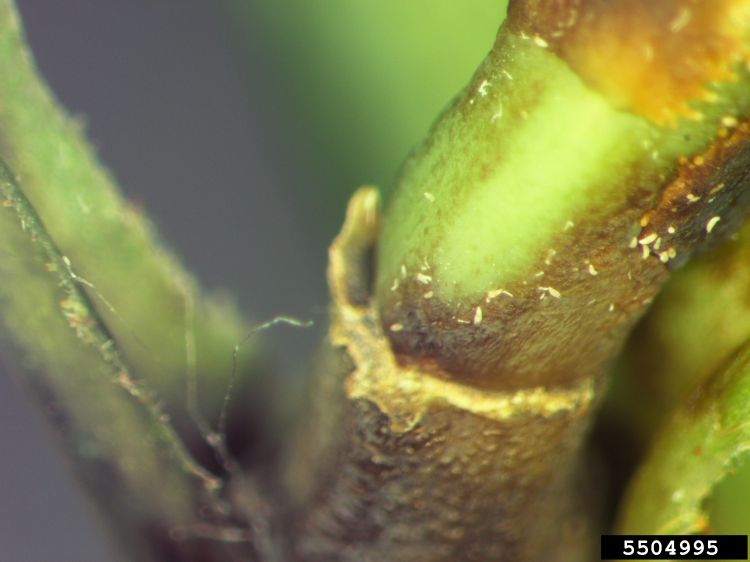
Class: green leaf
0,157,225,560
0,0,253,419
614,221,750,443
617,339,750,533
708,456,750,533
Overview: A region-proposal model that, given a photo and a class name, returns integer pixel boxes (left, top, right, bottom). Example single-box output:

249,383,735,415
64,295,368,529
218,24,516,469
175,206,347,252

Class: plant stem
0,159,258,561
286,189,597,561
287,2,750,560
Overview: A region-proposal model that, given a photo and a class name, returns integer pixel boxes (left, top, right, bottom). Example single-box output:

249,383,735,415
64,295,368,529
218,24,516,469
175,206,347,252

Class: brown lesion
637,119,750,264
376,3,750,394
382,193,669,392
506,0,750,125
291,190,600,562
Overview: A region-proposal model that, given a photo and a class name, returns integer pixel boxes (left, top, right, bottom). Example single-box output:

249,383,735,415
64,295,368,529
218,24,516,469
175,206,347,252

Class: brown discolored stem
285,190,599,561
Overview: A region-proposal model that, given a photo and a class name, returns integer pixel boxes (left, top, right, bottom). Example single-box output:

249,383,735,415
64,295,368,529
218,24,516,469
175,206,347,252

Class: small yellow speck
539,286,561,299
424,192,435,203
424,291,434,299
721,115,739,128
659,251,670,263
643,44,654,62
564,220,575,231
588,264,598,276
2,199,13,208
400,265,407,278
642,245,650,259
534,271,545,278
640,216,650,227
702,93,717,104
473,307,483,325
608,304,616,312
639,233,658,245
654,237,662,250
629,237,638,249
667,225,676,234
416,273,432,285
693,155,705,166
390,278,399,291
361,189,379,222
669,7,691,32
486,288,513,301
706,216,721,233
668,247,677,259
389,323,404,332
533,35,549,48
686,193,701,203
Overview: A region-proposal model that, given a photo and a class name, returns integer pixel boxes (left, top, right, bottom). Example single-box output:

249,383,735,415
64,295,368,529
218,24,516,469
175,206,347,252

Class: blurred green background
229,1,507,219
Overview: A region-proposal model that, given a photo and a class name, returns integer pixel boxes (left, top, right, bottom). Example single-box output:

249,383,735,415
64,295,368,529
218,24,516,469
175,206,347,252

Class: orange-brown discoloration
638,119,750,258
292,193,598,561
381,114,750,392
382,195,669,392
507,0,750,124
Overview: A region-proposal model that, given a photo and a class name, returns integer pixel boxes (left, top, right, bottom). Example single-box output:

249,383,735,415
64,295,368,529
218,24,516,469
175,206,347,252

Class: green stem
0,158,254,561
0,0,253,422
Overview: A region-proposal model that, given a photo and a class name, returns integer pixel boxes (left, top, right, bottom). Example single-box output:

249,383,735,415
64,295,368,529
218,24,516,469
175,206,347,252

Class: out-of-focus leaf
0,158,226,561
0,0,253,421
708,457,750,533
619,222,750,437
617,340,750,533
